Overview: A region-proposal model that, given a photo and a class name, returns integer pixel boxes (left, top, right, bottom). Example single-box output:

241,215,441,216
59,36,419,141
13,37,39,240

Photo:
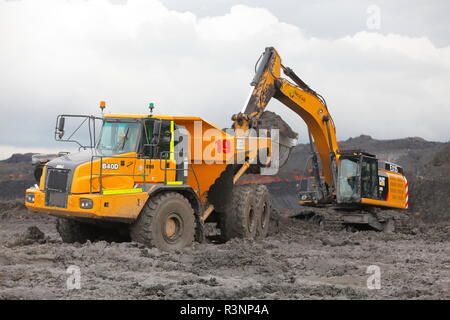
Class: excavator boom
233,47,339,201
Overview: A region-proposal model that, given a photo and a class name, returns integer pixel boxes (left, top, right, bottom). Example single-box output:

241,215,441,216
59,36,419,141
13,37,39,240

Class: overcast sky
0,0,449,159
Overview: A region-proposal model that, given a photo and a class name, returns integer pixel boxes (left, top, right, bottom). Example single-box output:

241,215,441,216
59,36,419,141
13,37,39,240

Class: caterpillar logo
102,163,119,170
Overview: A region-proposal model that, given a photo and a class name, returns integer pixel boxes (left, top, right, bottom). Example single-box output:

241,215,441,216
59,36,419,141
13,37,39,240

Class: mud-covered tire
253,184,271,240
219,185,257,241
56,218,97,243
129,192,195,251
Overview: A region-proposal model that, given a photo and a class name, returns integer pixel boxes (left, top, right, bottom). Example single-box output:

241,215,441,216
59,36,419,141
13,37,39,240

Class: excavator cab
336,151,379,205
298,151,380,206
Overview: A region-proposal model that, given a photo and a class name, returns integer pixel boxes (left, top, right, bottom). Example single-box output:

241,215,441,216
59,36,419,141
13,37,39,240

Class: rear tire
130,192,195,251
219,185,257,241
254,184,271,240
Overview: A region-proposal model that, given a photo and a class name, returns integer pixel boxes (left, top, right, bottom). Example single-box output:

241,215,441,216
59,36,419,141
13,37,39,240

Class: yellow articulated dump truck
25,104,278,250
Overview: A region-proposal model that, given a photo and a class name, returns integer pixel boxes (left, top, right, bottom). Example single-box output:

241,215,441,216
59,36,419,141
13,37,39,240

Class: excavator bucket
257,111,298,168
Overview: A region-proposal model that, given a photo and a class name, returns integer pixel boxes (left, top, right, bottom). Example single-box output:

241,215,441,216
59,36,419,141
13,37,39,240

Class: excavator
232,47,409,231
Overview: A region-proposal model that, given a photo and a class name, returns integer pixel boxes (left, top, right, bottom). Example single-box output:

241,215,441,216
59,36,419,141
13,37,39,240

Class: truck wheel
254,184,271,240
219,185,257,241
56,218,96,243
130,192,195,251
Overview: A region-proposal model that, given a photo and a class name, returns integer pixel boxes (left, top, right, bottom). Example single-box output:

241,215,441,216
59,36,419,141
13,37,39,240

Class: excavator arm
232,47,340,201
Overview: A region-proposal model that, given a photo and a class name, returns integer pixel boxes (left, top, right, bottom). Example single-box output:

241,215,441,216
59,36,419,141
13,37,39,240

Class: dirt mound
279,135,443,176
0,200,27,219
258,111,298,140
258,111,298,168
0,154,36,200
1,153,34,164
6,226,48,247
409,142,450,222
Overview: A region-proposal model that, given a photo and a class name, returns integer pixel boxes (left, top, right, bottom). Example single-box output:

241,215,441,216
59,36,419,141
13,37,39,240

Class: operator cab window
337,158,359,202
97,121,140,155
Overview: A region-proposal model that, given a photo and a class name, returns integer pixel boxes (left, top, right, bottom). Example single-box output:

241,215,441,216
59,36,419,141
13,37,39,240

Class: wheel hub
163,213,183,242
165,218,177,238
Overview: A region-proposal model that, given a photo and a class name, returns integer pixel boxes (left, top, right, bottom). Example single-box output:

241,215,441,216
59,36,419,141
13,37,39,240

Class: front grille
46,168,69,192
45,168,70,208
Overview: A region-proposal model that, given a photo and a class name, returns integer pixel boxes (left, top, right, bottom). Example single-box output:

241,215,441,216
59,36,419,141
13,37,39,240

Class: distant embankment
0,153,35,200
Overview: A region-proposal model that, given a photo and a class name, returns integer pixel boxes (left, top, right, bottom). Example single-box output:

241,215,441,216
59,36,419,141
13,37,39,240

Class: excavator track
317,211,345,232
292,207,412,233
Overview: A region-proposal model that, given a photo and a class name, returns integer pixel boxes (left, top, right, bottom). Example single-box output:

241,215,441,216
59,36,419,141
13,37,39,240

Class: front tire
130,192,195,251
56,218,97,243
56,218,129,243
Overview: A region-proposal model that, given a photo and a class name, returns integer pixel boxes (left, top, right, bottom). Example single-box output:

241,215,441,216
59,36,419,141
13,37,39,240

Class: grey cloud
0,0,449,156
160,0,450,47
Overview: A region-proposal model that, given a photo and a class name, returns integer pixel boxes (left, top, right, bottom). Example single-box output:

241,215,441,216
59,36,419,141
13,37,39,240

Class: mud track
0,202,449,300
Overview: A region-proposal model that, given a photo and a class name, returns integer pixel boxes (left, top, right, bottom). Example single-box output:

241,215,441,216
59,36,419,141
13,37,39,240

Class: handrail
88,153,201,196
159,151,202,195
89,155,149,194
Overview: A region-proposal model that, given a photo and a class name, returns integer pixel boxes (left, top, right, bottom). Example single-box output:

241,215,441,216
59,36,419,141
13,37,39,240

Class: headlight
26,193,35,203
80,198,93,209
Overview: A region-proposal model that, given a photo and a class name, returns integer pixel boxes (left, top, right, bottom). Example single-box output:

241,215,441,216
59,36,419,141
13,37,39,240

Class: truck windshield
97,121,141,155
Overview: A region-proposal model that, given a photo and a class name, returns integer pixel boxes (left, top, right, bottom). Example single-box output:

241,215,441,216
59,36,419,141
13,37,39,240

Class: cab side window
158,121,171,159
142,120,172,159
361,158,378,199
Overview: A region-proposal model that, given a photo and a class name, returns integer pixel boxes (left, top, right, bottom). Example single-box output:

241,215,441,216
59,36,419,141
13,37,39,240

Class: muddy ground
0,202,449,300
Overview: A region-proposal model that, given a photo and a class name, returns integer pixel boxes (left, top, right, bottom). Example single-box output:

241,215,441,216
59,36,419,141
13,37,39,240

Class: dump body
25,114,272,221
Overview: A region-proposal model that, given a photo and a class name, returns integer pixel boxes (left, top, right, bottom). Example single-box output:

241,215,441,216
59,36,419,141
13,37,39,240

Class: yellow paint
361,197,405,209
170,120,175,161
166,181,183,185
103,188,143,195
25,188,149,220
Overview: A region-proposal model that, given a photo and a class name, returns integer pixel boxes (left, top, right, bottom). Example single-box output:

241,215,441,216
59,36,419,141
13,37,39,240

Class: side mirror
57,117,65,139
